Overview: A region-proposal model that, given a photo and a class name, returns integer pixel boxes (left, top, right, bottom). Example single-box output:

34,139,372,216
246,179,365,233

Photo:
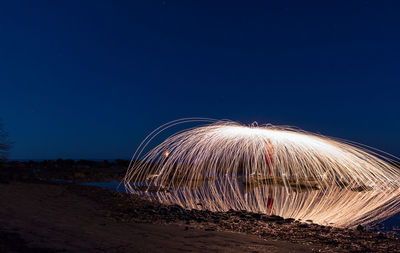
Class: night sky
1,1,399,160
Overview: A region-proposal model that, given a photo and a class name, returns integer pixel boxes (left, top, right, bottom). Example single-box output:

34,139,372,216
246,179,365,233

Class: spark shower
124,118,400,227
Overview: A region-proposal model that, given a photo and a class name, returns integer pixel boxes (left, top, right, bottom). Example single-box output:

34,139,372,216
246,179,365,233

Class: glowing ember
163,150,170,158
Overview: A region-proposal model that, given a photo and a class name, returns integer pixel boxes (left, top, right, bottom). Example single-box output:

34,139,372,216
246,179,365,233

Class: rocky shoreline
66,182,399,252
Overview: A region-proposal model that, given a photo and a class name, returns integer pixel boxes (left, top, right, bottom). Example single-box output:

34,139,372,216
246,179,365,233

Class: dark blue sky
1,1,399,160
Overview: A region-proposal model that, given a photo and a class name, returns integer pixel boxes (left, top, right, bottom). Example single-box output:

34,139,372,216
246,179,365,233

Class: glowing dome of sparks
124,118,400,227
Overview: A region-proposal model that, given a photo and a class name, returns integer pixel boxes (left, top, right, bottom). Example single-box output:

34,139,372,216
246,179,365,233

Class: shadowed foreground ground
0,181,399,252
0,182,313,252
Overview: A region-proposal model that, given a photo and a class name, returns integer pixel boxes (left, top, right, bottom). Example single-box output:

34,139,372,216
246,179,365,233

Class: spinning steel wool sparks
124,118,400,227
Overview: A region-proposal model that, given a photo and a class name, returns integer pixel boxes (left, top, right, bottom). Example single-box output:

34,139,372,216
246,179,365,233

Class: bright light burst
124,118,400,227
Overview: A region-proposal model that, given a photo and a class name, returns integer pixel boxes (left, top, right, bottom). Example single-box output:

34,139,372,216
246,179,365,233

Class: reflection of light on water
124,119,400,228
129,175,400,227
84,179,400,231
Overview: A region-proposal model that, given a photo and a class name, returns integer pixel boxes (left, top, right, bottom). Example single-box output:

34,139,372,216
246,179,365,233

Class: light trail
124,119,400,227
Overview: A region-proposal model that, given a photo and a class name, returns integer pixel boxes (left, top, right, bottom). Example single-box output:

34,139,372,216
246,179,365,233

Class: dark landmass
0,159,129,183
0,160,399,252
